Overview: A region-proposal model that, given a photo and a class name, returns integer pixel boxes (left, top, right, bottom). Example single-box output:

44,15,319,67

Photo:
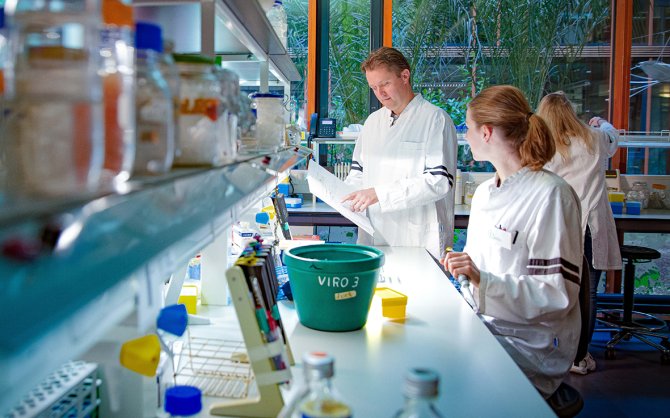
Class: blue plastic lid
256,212,271,224
157,304,188,336
135,22,163,52
165,385,202,416
0,7,5,29
250,92,283,98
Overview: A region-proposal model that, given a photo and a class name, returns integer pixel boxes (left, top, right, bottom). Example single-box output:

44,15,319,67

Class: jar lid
102,0,134,28
135,22,163,52
165,385,202,416
174,54,216,65
652,183,667,190
250,93,283,98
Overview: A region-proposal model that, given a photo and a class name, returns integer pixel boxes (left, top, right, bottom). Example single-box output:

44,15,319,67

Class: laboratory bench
189,247,555,417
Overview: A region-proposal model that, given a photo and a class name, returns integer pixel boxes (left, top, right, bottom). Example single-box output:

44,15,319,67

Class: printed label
180,97,219,121
334,290,357,301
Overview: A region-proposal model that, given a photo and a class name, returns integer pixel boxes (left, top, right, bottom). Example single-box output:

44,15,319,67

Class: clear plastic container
100,0,135,185
247,93,285,154
133,22,174,175
392,368,444,418
649,183,667,209
266,0,288,49
160,39,181,156
214,64,240,162
5,0,104,197
173,54,224,166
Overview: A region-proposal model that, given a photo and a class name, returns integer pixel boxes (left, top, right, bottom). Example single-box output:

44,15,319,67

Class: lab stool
598,245,670,363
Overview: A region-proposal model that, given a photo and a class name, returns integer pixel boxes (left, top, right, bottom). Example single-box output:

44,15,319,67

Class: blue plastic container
610,201,624,215
626,201,642,215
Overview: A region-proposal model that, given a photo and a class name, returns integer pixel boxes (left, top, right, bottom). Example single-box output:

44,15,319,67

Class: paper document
307,163,375,235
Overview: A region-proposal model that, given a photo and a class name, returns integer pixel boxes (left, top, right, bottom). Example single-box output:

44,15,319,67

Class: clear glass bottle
280,352,352,418
5,0,104,197
100,0,135,185
133,21,174,175
266,0,288,49
173,54,223,166
250,92,285,153
627,181,650,209
393,368,444,418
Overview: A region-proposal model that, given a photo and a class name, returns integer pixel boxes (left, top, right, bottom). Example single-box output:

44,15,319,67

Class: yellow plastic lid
375,287,408,306
119,334,161,377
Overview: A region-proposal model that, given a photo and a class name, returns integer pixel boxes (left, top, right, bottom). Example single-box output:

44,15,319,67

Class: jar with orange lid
649,183,668,209
4,0,104,198
100,0,135,185
173,54,224,166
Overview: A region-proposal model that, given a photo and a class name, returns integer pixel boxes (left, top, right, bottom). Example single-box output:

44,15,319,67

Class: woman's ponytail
519,113,555,170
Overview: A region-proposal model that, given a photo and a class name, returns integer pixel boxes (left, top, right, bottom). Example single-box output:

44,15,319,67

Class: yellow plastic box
374,287,408,319
178,285,198,314
608,191,625,202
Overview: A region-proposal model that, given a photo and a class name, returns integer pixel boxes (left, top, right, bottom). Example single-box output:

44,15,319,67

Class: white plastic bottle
266,0,288,49
392,368,444,418
279,352,352,418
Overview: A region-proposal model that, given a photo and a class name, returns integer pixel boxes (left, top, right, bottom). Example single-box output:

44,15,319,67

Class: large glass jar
648,183,668,209
4,0,104,198
626,181,651,209
100,0,135,185
249,93,285,153
173,54,223,166
133,22,174,175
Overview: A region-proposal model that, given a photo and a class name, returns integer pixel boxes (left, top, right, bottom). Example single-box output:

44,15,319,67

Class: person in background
342,46,457,258
443,85,582,398
537,92,622,375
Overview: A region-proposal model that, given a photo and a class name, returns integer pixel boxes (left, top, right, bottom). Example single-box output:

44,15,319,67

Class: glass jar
133,22,174,175
464,181,476,205
249,93,285,153
100,0,135,185
5,0,104,198
214,65,240,162
160,39,181,155
649,183,668,209
173,54,223,166
626,181,650,208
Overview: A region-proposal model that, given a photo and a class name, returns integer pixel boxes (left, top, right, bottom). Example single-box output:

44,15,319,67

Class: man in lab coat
342,47,457,258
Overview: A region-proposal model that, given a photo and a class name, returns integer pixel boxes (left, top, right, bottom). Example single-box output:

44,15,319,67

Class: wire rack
174,336,254,399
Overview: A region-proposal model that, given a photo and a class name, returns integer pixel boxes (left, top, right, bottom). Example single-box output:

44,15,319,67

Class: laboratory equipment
392,368,444,418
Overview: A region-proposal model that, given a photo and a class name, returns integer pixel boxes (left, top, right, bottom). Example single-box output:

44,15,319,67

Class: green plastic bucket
283,244,385,332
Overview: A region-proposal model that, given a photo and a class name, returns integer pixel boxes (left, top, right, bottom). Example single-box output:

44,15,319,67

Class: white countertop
277,246,554,417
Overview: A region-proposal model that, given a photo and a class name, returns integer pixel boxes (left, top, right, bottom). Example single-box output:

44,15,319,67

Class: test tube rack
4,361,100,418
208,265,293,418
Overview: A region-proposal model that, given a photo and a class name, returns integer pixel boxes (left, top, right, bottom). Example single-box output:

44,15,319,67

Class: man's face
365,65,411,114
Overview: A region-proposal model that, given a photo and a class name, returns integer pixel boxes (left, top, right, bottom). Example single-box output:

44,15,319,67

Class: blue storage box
626,201,641,215
610,201,624,215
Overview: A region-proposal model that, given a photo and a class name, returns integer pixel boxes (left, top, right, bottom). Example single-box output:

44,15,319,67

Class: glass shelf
0,146,311,414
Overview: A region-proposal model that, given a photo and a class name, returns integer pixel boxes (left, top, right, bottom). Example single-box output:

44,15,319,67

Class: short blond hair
360,46,411,76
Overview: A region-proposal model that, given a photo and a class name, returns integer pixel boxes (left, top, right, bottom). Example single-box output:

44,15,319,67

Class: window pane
286,0,309,127
329,0,370,128
392,0,611,172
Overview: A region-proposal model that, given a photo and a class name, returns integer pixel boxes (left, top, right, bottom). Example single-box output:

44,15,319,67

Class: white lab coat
345,94,457,258
544,123,622,271
465,168,582,398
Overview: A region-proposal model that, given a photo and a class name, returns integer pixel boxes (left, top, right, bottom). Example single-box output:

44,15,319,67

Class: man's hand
342,188,379,212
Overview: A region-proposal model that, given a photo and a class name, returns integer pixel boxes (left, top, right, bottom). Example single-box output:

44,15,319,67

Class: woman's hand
442,251,481,287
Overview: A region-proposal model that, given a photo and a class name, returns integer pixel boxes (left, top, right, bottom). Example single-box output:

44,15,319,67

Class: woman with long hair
537,91,622,375
443,85,583,398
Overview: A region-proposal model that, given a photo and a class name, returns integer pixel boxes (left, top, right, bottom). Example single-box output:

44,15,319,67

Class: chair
547,256,590,418
597,245,670,363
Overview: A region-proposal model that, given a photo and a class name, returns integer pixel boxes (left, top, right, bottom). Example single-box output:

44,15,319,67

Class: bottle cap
173,53,216,65
102,0,134,28
0,6,5,29
165,385,202,416
303,351,334,378
157,304,188,336
135,22,163,52
652,183,666,190
403,368,439,398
